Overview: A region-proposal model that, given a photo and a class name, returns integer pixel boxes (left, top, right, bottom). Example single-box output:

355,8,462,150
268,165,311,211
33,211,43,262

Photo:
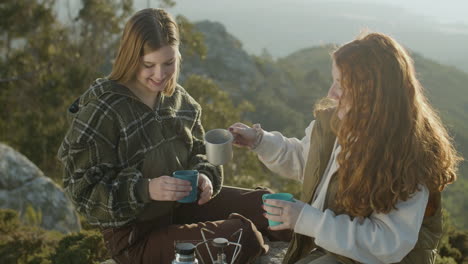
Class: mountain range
180,20,468,229
168,0,468,73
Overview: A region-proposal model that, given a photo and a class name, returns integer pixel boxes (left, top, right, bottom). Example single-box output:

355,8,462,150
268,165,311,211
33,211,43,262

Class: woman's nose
328,86,339,100
153,66,164,79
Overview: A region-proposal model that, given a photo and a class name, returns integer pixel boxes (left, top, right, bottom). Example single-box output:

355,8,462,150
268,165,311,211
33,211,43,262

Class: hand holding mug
197,173,213,205
262,196,307,231
148,176,192,201
228,123,262,149
172,170,199,203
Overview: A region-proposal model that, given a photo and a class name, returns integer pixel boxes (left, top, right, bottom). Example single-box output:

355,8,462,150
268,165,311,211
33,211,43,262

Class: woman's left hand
262,199,307,230
198,173,213,205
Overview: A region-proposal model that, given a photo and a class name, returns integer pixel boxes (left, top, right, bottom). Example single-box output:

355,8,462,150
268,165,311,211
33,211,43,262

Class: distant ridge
181,20,468,229
169,0,468,73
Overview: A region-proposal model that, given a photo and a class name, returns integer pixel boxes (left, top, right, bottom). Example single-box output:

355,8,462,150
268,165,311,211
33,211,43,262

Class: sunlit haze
151,0,468,71
322,0,468,24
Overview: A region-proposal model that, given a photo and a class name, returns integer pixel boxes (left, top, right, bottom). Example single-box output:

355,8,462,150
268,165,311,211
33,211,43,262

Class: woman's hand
148,176,192,201
198,173,213,205
228,123,259,148
262,199,307,230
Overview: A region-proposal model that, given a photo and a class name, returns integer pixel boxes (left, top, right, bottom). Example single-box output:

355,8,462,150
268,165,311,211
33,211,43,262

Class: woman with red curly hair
229,32,461,264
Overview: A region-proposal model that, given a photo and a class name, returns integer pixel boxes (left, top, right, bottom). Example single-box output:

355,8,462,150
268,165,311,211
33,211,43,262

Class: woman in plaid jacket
58,8,288,264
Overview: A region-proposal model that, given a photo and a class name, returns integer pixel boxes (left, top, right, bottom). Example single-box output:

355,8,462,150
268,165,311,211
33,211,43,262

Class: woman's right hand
148,176,192,201
228,123,258,148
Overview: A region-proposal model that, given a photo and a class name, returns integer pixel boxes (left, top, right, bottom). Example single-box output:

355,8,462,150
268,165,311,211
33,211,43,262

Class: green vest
282,109,442,264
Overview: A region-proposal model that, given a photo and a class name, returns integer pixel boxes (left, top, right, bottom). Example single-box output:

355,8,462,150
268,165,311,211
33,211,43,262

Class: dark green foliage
0,209,20,234
0,232,53,264
448,231,468,263
0,209,61,264
440,245,462,263
439,229,468,264
156,0,176,8
51,231,108,264
78,214,99,232
0,209,109,264
435,211,468,264
436,257,458,264
23,204,43,227
178,15,207,59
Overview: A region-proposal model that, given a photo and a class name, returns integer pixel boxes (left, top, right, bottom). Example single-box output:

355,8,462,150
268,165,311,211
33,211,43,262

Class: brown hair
326,32,461,217
108,8,180,96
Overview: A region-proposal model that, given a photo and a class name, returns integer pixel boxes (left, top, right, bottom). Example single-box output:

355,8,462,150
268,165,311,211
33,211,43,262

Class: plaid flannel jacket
58,78,222,228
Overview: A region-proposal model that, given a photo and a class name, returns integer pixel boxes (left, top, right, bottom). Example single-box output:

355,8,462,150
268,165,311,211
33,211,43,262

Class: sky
62,0,468,26
57,0,468,70
323,0,468,24
159,0,468,25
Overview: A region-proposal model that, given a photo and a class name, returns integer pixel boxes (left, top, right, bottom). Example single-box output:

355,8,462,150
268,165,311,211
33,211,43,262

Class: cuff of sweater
253,131,280,157
135,178,151,203
294,204,321,237
192,163,223,196
198,168,222,196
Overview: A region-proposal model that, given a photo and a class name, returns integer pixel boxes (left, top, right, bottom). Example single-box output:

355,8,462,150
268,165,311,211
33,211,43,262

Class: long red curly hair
328,33,461,217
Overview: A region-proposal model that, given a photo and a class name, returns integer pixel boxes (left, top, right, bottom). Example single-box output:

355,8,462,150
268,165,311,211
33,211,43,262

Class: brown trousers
102,186,292,264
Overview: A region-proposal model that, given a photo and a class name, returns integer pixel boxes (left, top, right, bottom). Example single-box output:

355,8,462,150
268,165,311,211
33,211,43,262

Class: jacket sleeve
188,106,223,196
294,185,429,263
57,99,149,227
253,120,315,182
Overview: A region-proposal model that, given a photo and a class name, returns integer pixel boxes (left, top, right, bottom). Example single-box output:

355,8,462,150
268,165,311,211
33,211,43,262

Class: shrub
0,209,108,264
51,231,109,264
0,209,60,264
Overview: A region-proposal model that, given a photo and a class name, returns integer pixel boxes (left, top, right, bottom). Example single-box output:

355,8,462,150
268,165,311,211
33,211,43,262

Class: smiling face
134,45,178,96
328,60,350,120
108,9,181,97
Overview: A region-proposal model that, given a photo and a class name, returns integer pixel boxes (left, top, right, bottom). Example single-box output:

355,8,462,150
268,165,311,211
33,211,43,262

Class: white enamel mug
204,129,233,166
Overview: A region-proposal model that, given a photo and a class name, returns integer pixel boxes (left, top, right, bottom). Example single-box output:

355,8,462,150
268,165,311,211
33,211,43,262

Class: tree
0,0,134,181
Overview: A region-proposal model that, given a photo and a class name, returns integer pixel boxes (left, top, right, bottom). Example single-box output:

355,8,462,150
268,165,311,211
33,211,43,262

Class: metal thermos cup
204,129,233,166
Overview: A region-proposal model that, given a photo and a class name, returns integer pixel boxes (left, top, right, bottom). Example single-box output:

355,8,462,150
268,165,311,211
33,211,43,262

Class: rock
0,143,80,233
257,239,289,264
100,260,117,264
